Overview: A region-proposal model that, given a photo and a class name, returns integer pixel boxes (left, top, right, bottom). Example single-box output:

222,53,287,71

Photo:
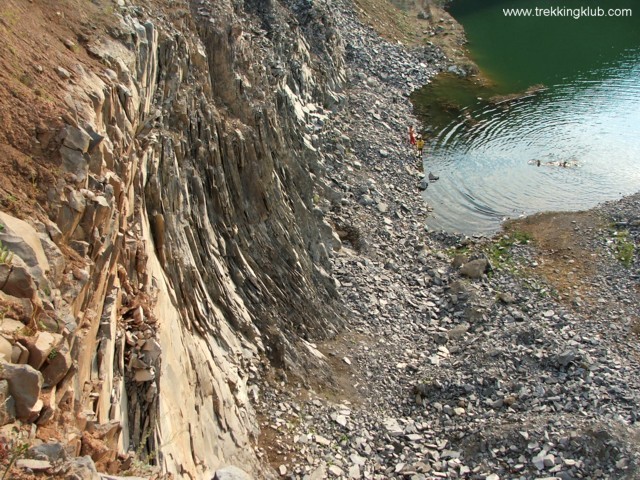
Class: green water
413,0,640,235
448,0,639,93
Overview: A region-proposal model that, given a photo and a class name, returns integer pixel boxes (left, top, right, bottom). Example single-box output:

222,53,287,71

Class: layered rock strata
0,0,364,477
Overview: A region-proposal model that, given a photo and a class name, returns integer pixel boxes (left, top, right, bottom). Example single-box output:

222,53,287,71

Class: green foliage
445,245,470,257
0,241,13,265
1,441,28,480
486,230,532,272
614,230,634,267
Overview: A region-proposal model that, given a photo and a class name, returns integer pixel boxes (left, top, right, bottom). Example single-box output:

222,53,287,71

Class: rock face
0,0,354,478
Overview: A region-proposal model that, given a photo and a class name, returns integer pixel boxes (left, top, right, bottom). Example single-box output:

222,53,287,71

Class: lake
412,0,640,235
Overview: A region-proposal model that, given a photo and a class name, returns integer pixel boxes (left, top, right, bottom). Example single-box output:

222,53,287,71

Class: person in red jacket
408,125,416,147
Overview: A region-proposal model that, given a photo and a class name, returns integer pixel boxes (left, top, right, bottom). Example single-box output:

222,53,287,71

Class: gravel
258,1,640,479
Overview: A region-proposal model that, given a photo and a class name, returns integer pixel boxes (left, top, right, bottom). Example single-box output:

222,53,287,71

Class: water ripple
423,56,640,235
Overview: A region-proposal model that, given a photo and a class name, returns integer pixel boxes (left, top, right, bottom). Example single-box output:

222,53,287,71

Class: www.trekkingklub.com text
503,6,632,19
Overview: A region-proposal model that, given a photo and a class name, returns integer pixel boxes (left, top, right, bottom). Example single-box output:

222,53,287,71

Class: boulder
0,317,26,335
56,189,86,241
214,466,253,480
0,336,12,362
65,455,100,480
37,233,65,285
19,331,63,370
133,368,154,382
63,126,92,153
28,441,68,462
41,340,72,387
459,258,489,279
141,339,161,363
0,211,50,284
60,146,90,183
0,259,38,300
0,361,43,420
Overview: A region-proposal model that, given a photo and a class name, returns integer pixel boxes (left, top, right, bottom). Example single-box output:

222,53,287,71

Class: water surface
413,0,640,235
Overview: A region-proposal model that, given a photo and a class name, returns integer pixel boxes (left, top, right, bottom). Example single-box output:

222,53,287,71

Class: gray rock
28,441,68,462
63,126,92,153
0,261,37,300
56,190,86,240
65,455,100,480
214,466,253,480
54,66,71,79
12,342,29,364
328,465,344,476
0,361,43,419
459,258,489,279
16,459,51,471
41,340,72,387
20,331,63,370
0,317,25,335
60,146,90,182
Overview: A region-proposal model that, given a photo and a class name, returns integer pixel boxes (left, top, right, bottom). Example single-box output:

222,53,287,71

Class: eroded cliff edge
0,0,364,477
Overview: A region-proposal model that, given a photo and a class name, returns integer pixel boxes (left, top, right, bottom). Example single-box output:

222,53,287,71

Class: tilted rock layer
0,0,354,477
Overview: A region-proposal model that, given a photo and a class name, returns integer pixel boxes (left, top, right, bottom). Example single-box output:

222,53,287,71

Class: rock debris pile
258,1,640,479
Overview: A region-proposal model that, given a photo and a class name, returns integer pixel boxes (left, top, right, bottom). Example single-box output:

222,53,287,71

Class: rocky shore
0,0,637,478
257,1,640,479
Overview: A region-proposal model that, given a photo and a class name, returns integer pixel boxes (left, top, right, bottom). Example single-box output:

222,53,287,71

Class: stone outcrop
0,0,353,477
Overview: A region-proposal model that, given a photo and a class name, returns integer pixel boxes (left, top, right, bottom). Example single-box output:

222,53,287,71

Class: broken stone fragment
0,336,12,362
141,338,161,363
0,379,16,424
28,441,68,462
19,331,64,370
57,189,86,241
133,368,155,382
54,66,71,79
0,259,38,300
0,361,43,420
65,455,99,480
60,146,90,183
12,342,29,364
0,316,26,335
16,459,52,471
0,211,50,281
63,125,92,153
37,232,65,284
41,340,72,387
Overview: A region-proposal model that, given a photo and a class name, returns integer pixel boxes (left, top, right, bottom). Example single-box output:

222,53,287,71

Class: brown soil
353,0,475,71
505,210,607,304
0,0,116,222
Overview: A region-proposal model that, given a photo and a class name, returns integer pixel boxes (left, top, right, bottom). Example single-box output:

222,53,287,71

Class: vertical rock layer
0,0,349,477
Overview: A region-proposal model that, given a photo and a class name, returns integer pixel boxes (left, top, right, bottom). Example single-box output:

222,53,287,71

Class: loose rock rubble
257,1,640,479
